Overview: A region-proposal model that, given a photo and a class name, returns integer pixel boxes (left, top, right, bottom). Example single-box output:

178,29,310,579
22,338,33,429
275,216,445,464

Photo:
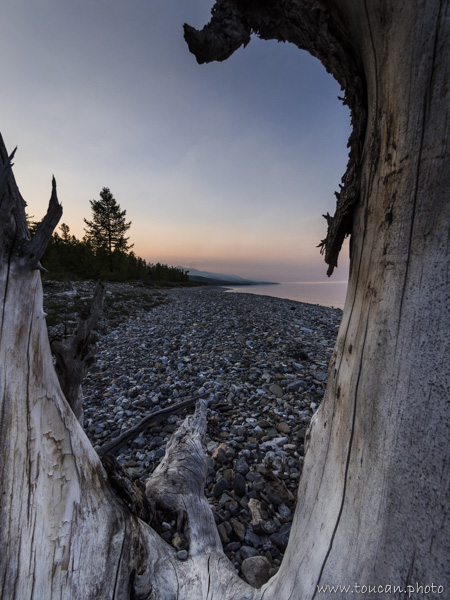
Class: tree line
29,187,189,284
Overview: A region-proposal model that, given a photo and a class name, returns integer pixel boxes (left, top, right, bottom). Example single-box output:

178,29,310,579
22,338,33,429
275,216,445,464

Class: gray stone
277,503,292,520
270,523,291,551
212,477,231,498
215,448,228,465
265,485,283,506
230,518,246,542
131,436,146,449
277,422,291,434
283,443,297,452
222,468,234,482
314,371,327,382
241,556,272,588
244,529,262,548
286,379,307,392
233,472,247,496
225,541,241,552
297,428,307,440
217,523,230,544
207,440,218,454
176,549,188,561
219,492,234,506
236,456,250,476
262,520,279,535
222,520,232,536
240,545,259,560
269,384,283,398
246,472,262,483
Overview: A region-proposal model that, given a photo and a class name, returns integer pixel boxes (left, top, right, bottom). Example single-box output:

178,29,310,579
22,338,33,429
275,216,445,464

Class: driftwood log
0,1,449,598
50,281,105,425
96,391,212,456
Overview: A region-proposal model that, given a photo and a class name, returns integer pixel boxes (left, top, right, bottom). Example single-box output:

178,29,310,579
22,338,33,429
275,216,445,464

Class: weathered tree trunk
51,281,105,426
1,1,449,599
0,136,255,600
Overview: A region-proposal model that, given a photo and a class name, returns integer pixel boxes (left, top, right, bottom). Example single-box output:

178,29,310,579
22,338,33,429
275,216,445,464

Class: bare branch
97,390,211,456
25,176,62,267
0,146,16,197
35,261,49,273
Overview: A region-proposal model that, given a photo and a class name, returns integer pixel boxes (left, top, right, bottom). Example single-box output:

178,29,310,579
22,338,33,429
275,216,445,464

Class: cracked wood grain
1,2,449,597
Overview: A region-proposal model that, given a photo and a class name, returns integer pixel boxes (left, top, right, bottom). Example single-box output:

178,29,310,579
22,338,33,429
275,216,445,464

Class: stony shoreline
44,282,342,584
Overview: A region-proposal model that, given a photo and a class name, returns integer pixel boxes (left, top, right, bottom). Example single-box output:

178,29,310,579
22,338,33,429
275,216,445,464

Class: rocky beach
44,281,342,586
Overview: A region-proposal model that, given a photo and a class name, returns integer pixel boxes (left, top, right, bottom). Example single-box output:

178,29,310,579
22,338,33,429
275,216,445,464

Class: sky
0,0,351,283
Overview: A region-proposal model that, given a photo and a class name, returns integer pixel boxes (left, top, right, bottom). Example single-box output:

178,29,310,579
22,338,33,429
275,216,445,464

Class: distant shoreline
188,275,279,287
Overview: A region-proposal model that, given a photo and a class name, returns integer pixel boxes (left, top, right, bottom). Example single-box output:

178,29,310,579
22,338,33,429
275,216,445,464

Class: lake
225,281,348,309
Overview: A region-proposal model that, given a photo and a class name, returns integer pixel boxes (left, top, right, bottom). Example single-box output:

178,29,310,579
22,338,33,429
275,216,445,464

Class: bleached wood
1,1,449,598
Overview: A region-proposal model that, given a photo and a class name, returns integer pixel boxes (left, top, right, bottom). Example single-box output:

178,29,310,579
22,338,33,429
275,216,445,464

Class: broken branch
96,390,212,457
26,176,62,267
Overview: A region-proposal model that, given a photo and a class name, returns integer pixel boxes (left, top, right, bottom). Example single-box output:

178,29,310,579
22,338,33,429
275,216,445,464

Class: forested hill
35,223,188,284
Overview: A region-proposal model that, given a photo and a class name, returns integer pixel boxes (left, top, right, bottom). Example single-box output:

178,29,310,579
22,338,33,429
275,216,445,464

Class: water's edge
225,281,348,309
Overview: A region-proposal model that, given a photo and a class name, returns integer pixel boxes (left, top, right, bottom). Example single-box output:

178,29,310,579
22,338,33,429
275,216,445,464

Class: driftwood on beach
1,1,449,598
51,282,105,426
96,391,211,456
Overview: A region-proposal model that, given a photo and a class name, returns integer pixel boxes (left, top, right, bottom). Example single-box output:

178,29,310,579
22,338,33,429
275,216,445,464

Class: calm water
226,281,348,309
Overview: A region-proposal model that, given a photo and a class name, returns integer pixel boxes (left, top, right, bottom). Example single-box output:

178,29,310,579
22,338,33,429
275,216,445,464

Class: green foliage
84,188,132,272
39,218,189,286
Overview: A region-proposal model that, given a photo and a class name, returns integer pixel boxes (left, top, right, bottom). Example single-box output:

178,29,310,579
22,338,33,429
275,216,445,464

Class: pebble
241,555,272,588
236,457,250,476
213,478,231,498
233,472,247,497
44,283,341,578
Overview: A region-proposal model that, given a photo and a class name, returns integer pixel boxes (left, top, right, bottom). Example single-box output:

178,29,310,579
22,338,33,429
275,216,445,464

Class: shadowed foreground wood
51,281,105,426
1,1,449,598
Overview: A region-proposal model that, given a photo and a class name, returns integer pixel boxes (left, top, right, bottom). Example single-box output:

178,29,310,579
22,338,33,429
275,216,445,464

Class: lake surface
226,281,348,309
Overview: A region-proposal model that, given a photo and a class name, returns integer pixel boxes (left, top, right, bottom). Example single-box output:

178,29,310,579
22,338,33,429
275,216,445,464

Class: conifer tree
83,187,132,271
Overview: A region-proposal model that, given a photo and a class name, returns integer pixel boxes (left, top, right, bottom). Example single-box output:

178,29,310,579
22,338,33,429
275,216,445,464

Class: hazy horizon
1,0,351,284
179,263,349,285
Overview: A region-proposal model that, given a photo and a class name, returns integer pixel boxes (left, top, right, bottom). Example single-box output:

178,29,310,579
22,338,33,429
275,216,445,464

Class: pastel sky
1,0,351,283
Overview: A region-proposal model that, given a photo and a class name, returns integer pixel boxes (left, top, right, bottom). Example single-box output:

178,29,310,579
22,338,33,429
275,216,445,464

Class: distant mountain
178,267,277,286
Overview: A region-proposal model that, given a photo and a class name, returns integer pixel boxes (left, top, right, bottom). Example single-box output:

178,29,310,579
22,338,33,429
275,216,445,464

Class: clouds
1,0,351,282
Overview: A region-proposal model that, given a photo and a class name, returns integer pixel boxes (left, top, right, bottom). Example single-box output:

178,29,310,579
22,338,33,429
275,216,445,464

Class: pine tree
83,187,132,271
